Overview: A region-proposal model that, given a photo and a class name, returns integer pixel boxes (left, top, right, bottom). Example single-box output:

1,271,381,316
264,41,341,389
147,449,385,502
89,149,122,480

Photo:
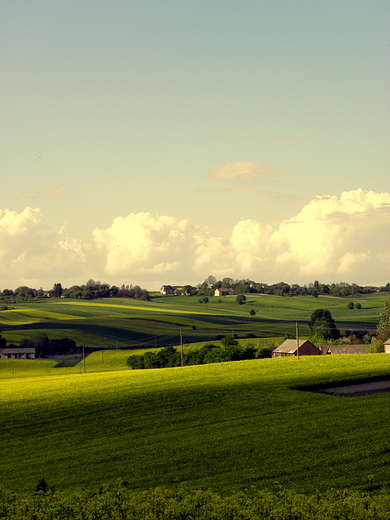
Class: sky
1,0,389,290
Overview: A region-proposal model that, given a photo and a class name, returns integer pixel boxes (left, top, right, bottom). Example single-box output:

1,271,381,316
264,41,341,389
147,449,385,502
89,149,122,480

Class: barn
272,339,321,357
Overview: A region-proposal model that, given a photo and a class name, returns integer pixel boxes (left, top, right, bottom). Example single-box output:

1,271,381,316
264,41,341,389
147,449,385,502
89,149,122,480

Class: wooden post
296,321,299,360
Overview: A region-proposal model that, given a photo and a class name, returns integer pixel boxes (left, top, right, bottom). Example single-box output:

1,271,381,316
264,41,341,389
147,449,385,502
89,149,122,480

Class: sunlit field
1,354,390,496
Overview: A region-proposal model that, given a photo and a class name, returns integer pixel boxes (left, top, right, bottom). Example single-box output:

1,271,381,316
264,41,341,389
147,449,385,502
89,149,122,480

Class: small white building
384,339,390,354
214,288,234,297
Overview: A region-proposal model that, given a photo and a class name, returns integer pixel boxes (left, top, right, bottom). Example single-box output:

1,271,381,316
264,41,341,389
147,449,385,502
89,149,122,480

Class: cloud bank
1,188,390,289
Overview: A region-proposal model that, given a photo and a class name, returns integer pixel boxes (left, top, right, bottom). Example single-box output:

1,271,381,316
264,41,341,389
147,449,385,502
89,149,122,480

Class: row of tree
1,332,77,356
176,277,390,298
2,277,390,302
0,280,150,302
126,336,274,370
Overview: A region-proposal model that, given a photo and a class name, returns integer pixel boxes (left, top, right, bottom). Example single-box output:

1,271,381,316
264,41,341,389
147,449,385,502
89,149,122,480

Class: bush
236,294,246,305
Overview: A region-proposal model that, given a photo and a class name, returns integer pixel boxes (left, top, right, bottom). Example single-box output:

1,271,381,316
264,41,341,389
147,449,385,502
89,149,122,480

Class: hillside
1,354,390,495
0,292,385,349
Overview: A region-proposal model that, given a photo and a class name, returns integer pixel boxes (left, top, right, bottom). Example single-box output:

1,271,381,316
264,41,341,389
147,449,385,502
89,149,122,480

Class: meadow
0,291,386,349
1,353,390,497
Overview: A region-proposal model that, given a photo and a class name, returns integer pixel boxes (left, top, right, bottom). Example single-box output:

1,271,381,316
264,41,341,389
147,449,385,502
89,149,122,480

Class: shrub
236,294,246,305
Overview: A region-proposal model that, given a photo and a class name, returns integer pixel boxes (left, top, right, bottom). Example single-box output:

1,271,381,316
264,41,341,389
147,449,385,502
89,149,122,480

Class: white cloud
0,207,87,289
1,188,390,289
93,212,205,278
209,161,286,183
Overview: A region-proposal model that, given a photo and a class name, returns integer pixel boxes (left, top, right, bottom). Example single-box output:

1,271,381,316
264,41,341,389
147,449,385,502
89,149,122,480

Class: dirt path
319,380,390,397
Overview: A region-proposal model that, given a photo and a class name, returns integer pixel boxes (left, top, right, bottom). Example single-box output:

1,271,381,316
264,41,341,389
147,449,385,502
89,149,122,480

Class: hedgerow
1,483,390,520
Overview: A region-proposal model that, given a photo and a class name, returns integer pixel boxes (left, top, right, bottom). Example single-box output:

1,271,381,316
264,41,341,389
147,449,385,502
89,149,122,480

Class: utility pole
180,329,184,367
296,321,299,360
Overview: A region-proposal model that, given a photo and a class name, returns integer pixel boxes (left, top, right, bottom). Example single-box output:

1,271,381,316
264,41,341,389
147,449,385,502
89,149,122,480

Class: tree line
0,331,77,356
0,280,150,302
126,336,276,370
169,276,390,298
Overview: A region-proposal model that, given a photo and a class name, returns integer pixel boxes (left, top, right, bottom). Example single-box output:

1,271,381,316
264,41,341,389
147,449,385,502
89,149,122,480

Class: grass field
0,292,386,348
1,353,390,495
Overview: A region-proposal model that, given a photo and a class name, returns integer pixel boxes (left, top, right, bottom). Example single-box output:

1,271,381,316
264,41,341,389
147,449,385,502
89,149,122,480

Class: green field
0,292,386,348
1,353,390,496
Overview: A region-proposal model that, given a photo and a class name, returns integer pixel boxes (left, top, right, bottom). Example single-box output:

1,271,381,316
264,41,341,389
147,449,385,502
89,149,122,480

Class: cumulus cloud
265,189,390,281
1,188,390,289
209,161,286,183
0,207,87,289
92,212,233,280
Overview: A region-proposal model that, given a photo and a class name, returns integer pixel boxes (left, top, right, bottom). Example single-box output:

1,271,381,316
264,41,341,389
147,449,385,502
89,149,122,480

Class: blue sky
1,1,389,289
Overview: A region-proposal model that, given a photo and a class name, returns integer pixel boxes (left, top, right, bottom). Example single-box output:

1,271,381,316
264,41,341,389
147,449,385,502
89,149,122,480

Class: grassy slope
1,354,390,495
0,293,385,348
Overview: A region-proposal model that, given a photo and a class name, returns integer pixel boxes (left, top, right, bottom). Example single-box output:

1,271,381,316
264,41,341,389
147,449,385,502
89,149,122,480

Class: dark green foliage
257,347,273,358
52,283,63,297
35,478,49,494
377,297,390,341
235,294,246,305
127,337,258,369
1,483,390,519
31,332,49,357
348,301,355,309
356,302,362,309
309,309,340,340
249,308,256,316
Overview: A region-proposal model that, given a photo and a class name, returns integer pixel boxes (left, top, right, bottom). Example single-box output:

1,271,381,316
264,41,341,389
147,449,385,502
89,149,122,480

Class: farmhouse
272,339,321,357
160,285,184,295
319,345,367,355
0,347,36,359
384,339,390,353
214,288,234,297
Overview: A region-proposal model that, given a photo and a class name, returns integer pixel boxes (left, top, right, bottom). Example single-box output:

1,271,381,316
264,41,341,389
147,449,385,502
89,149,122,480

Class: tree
309,309,340,340
236,294,246,305
205,275,217,287
347,302,354,309
355,302,362,310
52,283,63,297
31,332,50,357
249,309,256,316
377,297,390,341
